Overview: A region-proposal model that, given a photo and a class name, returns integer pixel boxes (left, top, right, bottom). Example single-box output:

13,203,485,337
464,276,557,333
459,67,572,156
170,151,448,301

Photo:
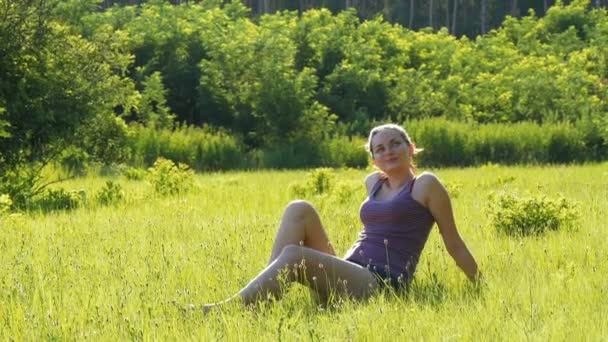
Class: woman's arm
418,173,480,282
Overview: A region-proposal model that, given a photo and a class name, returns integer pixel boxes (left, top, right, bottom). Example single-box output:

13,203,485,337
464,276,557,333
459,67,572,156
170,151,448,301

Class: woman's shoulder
364,171,385,193
416,171,440,183
414,171,444,193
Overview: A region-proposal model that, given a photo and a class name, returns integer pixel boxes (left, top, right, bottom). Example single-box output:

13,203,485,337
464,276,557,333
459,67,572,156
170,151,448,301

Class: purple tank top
344,176,435,279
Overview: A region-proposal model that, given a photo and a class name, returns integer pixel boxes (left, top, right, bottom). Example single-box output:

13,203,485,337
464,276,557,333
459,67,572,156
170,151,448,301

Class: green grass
1,164,607,339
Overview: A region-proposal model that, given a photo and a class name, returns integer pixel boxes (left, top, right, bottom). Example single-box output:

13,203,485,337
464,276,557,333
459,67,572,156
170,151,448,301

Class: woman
195,124,480,312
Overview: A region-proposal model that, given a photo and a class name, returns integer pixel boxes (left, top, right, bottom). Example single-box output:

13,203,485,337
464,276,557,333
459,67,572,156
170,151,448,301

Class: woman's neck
384,169,415,190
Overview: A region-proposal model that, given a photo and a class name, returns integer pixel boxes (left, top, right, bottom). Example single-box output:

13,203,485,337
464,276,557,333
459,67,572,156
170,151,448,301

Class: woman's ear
409,143,416,155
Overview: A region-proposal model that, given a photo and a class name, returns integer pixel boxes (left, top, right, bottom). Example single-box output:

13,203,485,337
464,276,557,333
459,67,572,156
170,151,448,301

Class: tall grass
129,124,246,171
123,119,605,172
0,164,606,339
408,118,589,166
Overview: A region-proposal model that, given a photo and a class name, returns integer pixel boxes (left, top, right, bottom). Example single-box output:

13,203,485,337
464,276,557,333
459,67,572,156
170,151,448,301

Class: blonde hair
367,124,423,171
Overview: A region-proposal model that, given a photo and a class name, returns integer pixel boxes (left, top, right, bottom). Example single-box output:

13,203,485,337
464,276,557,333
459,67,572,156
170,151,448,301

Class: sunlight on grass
0,165,607,339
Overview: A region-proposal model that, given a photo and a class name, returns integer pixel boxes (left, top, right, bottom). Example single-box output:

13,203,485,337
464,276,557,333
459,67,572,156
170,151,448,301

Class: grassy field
1,164,607,340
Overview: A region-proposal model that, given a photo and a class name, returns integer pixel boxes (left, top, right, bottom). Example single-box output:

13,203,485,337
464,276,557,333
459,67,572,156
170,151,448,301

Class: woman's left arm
420,173,480,282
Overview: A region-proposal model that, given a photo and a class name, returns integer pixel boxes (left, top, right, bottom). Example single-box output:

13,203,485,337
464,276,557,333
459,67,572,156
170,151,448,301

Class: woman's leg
197,200,364,312
267,200,335,263
238,245,378,305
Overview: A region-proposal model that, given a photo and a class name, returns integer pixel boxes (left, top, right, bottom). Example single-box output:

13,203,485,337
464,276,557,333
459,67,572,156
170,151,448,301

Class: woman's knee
278,244,303,262
284,200,316,220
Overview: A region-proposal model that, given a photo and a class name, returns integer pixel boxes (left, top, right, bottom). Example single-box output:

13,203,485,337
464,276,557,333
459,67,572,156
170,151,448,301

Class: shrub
33,189,83,212
124,167,147,181
0,194,12,215
59,146,89,177
130,124,245,171
261,142,321,169
95,181,124,206
318,136,369,168
0,167,39,210
330,180,362,203
288,168,335,198
485,191,579,236
406,118,597,166
147,158,194,196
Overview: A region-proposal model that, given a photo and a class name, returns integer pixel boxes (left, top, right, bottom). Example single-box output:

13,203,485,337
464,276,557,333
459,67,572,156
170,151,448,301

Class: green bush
130,125,245,171
318,136,369,168
288,168,335,198
95,181,124,206
147,158,194,196
261,142,322,169
123,167,147,181
485,191,579,236
59,146,89,177
33,189,84,212
0,194,12,215
0,168,39,210
406,118,593,166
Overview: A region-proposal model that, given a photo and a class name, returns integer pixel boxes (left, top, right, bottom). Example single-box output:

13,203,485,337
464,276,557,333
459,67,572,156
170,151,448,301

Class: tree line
96,0,608,37
1,0,607,209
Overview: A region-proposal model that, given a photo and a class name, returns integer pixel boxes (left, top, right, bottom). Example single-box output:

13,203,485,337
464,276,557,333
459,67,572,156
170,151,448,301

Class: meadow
1,164,607,340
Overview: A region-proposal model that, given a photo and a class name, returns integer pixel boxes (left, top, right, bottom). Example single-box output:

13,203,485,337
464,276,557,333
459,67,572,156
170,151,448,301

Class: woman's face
370,129,411,173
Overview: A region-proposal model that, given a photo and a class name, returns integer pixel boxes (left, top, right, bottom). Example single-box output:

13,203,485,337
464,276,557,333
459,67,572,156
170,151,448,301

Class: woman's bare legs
198,201,378,312
268,200,336,263
238,245,377,305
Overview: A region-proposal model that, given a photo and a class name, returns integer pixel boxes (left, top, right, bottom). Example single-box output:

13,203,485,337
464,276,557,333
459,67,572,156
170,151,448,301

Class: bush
485,191,579,236
288,168,335,198
95,181,124,206
318,136,369,168
261,142,322,169
0,167,39,210
0,194,12,215
33,188,84,212
58,146,89,177
406,118,594,166
123,167,147,181
147,158,194,196
130,125,245,171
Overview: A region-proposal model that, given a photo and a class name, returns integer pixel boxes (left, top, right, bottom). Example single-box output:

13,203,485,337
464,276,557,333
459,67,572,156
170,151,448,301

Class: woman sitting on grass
196,124,480,312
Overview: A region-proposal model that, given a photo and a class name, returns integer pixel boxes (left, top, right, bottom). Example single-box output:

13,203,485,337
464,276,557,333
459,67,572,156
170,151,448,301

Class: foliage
95,180,124,206
0,194,11,215
1,0,608,176
147,157,194,196
318,136,369,168
77,115,132,166
32,188,84,212
129,124,245,171
136,71,176,129
407,118,587,166
58,146,89,177
124,167,147,181
0,1,136,170
288,168,335,198
486,191,580,236
0,167,41,210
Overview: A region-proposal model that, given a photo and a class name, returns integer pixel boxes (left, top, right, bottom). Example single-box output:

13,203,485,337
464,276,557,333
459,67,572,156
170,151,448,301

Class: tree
481,0,487,34
0,0,136,207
